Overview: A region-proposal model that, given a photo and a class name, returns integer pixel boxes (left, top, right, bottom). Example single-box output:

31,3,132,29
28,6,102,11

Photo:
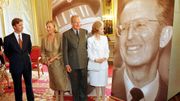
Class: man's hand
66,65,72,73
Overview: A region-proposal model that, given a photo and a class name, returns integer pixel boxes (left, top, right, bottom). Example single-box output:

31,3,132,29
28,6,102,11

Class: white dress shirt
72,28,79,35
14,32,23,43
124,68,159,101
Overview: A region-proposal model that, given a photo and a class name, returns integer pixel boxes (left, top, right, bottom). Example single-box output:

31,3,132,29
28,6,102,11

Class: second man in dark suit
4,18,34,101
63,15,88,101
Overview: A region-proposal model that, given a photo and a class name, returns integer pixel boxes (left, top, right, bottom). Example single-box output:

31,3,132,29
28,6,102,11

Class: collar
124,68,159,101
72,28,79,34
14,32,22,41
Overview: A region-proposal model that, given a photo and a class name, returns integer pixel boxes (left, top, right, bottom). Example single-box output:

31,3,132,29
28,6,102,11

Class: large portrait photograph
111,0,174,101
1,0,180,101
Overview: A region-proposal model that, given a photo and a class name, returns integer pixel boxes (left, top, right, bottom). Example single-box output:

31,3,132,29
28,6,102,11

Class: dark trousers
0,55,5,64
11,68,34,101
68,69,87,101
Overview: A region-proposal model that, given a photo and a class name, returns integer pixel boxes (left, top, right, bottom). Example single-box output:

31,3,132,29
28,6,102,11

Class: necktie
76,30,79,38
18,35,22,49
130,88,144,101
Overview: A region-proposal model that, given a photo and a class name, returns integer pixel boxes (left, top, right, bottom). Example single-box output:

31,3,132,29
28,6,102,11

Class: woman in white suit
87,21,109,101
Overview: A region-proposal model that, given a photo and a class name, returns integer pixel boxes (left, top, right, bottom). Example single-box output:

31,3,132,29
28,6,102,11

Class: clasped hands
94,58,107,63
46,55,60,66
65,58,107,73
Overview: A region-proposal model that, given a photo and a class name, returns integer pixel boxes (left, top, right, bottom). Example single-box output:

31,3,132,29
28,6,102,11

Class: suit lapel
155,75,168,101
12,33,22,50
118,67,127,100
78,29,86,46
22,33,26,50
70,28,79,44
79,29,84,42
111,66,127,100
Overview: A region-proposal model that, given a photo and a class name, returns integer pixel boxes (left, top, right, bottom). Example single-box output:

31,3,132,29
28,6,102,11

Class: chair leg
41,65,44,75
37,66,40,78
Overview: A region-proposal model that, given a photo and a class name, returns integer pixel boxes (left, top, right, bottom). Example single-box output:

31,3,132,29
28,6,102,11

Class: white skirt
88,69,108,87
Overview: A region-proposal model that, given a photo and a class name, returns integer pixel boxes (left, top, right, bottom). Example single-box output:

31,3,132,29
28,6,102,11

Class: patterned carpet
0,65,113,101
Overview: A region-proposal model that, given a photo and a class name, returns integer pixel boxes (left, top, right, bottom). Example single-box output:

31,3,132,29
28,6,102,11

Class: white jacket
87,35,109,71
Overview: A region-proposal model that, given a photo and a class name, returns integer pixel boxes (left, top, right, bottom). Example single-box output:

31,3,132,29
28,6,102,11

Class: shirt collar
124,68,159,101
72,28,79,34
14,32,22,40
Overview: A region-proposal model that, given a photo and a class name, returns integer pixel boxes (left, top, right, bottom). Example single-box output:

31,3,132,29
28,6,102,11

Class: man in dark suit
0,37,11,89
4,18,34,101
111,0,174,101
63,15,88,101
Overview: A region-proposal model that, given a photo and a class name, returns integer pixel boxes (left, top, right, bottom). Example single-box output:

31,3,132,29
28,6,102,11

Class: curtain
0,0,52,45
32,0,52,45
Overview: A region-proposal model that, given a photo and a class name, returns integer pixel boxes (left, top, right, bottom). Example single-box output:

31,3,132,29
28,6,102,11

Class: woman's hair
91,21,103,35
46,20,58,33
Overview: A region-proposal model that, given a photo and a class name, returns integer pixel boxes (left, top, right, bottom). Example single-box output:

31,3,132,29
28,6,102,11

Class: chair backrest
1,54,9,69
30,46,41,62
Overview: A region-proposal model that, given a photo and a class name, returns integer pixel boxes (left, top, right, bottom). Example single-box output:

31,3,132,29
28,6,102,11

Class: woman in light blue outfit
87,21,109,101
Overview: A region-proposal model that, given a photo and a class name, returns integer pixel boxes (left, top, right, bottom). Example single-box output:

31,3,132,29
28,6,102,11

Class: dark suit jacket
111,67,168,101
0,38,3,51
63,28,88,69
0,38,5,65
4,33,32,74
